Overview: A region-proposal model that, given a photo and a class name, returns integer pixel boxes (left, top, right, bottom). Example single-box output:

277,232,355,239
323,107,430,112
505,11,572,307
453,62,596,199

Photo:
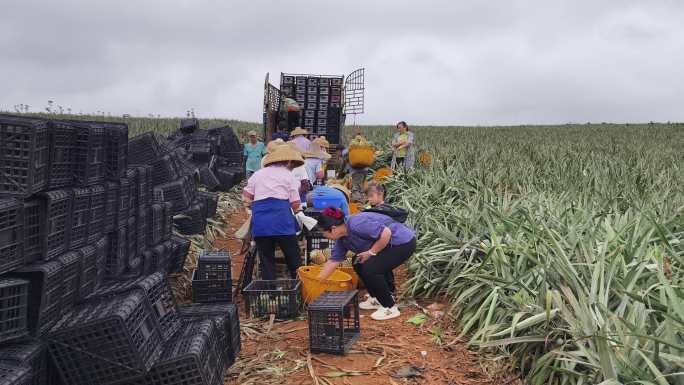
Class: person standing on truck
281,96,301,131
242,144,304,280
244,130,266,178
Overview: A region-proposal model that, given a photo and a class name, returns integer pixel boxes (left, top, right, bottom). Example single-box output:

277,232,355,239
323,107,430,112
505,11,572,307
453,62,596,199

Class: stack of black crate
280,74,344,143
0,114,203,385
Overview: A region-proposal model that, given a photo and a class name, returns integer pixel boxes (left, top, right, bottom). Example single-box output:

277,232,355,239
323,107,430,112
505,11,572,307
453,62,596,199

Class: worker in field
314,207,417,321
391,121,415,170
243,144,304,280
262,140,311,208
244,130,266,178
343,133,371,202
312,136,331,185
289,127,311,152
303,140,331,186
306,184,351,218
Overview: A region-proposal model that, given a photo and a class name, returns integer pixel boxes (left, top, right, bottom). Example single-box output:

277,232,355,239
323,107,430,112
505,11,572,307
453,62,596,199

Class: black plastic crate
106,226,127,278
145,319,223,385
178,303,241,365
47,121,78,189
150,203,164,245
306,231,331,256
168,235,190,274
72,121,105,186
0,278,29,344
153,178,192,215
197,251,231,281
104,181,118,233
118,176,130,226
43,190,73,261
0,339,49,385
198,191,218,218
308,290,360,355
174,201,206,235
76,245,98,301
129,164,153,208
136,208,149,255
192,270,232,304
126,216,137,269
182,173,198,203
179,118,199,134
94,235,108,289
21,200,42,265
0,363,31,385
126,168,139,218
0,198,24,275
0,116,50,197
57,251,81,313
162,201,173,241
10,260,64,336
104,123,129,181
142,243,169,276
215,167,236,191
48,290,164,385
198,166,220,190
87,184,106,244
220,151,243,167
69,187,91,249
128,132,162,165
90,272,180,343
189,141,213,163
151,154,180,186
243,280,301,319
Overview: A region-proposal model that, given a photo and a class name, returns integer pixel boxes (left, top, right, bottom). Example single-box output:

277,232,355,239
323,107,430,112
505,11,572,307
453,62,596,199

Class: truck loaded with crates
262,69,365,153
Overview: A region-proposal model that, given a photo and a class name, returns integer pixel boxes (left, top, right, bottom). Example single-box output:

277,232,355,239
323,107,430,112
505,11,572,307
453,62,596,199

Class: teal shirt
244,141,266,172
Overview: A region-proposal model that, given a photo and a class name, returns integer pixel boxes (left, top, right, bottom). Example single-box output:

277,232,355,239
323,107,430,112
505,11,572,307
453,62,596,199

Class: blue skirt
251,198,299,237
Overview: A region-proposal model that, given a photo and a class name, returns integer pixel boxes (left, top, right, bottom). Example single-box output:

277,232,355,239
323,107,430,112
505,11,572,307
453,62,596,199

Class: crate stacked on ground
280,74,345,142
0,114,216,384
192,251,232,303
243,279,302,319
308,290,360,354
178,303,241,366
164,122,246,192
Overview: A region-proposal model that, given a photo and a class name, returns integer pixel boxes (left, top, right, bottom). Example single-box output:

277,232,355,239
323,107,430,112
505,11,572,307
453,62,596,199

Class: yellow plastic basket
298,266,353,304
337,266,360,289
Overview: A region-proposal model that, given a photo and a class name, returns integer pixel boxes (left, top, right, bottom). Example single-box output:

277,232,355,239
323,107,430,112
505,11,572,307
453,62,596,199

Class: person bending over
315,208,417,321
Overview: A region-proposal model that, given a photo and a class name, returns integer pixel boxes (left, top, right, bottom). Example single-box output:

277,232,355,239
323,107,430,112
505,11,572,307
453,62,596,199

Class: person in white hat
303,141,331,186
244,130,266,178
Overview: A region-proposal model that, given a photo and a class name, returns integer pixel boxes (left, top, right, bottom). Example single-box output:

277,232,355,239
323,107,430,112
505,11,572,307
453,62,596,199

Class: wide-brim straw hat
312,136,330,148
328,184,351,202
266,139,285,153
290,127,309,136
262,145,304,168
304,143,331,160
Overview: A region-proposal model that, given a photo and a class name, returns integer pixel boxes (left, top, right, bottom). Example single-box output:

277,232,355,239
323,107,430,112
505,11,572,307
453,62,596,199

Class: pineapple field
25,114,684,384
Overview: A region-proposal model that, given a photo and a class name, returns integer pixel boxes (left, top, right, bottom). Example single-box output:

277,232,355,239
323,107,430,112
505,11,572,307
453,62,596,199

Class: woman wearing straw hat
243,144,305,280
244,130,266,178
303,141,331,186
289,127,311,153
264,140,312,208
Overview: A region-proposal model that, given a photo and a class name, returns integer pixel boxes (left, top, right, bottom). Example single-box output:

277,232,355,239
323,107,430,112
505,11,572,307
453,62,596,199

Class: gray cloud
1,0,683,124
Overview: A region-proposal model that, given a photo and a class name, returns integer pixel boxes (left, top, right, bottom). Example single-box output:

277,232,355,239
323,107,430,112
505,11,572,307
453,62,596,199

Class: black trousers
287,111,300,130
353,256,395,294
353,238,416,308
254,235,301,280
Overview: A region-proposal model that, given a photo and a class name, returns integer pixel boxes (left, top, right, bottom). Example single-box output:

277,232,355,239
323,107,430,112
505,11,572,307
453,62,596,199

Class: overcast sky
1,0,683,125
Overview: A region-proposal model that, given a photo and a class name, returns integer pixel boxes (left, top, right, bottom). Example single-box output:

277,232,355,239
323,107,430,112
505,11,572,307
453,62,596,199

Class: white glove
295,211,318,231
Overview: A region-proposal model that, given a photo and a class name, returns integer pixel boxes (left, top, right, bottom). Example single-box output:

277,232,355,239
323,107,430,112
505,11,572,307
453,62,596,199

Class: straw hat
328,184,351,202
266,139,285,153
313,136,330,148
304,142,331,160
290,127,309,136
262,144,304,167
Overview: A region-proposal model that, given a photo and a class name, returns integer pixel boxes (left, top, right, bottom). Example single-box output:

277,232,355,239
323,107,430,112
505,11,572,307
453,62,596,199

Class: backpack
363,203,408,223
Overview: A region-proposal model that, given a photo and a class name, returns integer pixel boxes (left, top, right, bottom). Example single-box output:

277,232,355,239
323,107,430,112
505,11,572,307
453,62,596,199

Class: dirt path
209,209,507,385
